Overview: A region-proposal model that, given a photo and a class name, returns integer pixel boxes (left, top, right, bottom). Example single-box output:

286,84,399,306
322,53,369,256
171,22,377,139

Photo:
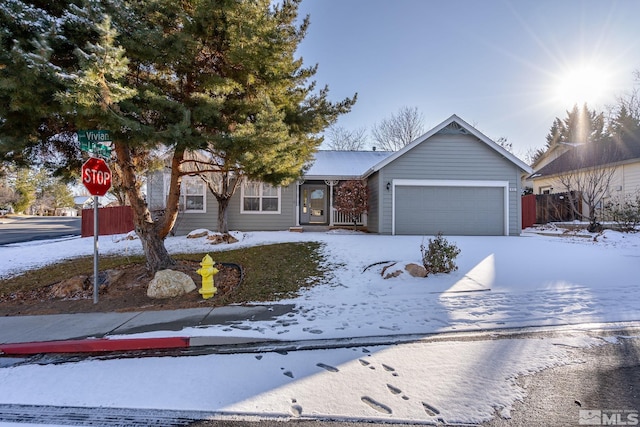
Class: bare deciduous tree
371,106,425,151
325,125,368,151
555,144,619,232
0,184,16,209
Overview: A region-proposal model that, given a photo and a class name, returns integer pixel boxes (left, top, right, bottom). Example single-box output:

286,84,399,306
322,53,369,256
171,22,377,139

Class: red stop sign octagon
82,157,112,196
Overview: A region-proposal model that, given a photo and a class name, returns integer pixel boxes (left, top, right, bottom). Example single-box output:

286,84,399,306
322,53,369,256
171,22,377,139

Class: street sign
82,157,112,196
78,129,112,158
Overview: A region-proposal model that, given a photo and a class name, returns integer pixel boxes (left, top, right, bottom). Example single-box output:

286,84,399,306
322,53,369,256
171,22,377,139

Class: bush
604,194,640,232
420,232,461,276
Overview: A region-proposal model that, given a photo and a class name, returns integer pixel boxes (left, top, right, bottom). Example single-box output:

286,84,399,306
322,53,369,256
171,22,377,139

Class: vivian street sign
78,129,112,158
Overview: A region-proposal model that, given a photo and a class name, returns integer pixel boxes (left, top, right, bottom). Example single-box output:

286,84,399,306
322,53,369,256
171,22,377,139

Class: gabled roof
363,114,532,177
530,135,640,179
304,150,393,180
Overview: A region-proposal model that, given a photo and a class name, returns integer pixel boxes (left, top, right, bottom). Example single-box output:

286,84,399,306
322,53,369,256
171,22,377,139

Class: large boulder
405,263,428,278
147,269,196,299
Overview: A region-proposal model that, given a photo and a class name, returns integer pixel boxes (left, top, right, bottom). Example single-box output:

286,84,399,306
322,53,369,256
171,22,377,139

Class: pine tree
543,104,606,148
0,0,356,270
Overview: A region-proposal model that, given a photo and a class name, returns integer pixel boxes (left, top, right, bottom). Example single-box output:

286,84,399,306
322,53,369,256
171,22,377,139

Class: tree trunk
113,141,176,272
216,196,231,233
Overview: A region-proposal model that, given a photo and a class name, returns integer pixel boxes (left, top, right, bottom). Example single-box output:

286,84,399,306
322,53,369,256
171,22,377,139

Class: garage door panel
395,186,504,235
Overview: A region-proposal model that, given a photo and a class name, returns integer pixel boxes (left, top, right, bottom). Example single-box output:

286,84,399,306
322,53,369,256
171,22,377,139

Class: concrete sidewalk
0,304,295,355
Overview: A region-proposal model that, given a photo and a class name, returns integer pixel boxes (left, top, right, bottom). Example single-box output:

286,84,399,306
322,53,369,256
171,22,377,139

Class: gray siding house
147,115,532,236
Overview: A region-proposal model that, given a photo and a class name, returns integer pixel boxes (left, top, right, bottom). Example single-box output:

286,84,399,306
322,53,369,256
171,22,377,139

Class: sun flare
553,64,611,107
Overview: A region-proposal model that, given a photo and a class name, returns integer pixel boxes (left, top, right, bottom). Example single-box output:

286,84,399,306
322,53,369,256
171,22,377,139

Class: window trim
240,180,281,214
180,175,206,213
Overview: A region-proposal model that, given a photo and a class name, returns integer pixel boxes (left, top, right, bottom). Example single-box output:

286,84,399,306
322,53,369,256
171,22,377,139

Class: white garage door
394,184,505,235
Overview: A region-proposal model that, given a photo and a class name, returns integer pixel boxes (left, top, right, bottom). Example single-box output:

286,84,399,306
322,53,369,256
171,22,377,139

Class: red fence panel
81,206,134,237
521,194,536,229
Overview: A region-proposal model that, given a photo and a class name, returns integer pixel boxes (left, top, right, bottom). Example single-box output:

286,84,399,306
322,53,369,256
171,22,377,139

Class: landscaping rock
383,270,403,279
50,276,89,298
207,233,239,244
187,230,209,239
147,269,196,299
104,269,126,286
405,263,427,277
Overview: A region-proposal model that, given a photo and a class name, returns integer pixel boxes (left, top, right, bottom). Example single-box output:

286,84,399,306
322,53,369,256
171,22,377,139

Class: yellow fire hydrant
196,254,219,299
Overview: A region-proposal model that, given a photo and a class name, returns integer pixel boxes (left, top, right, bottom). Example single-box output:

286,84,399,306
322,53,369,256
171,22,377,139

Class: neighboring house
529,136,640,219
147,114,532,236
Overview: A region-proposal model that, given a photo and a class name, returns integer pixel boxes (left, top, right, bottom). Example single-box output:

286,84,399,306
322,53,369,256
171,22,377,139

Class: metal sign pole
93,195,99,304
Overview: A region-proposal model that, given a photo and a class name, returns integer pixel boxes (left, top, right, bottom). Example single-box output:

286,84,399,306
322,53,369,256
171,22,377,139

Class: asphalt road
0,215,81,245
483,332,640,427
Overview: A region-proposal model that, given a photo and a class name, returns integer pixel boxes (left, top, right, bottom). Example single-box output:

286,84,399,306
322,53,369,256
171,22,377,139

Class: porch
296,180,367,228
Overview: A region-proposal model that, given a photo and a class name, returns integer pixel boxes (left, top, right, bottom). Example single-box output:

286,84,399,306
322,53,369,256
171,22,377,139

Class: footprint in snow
422,402,441,416
361,396,392,415
386,384,402,395
290,404,302,417
316,363,339,373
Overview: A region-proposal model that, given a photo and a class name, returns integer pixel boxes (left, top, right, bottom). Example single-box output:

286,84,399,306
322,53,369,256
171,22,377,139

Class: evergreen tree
0,0,355,270
50,181,75,210
608,104,640,141
543,104,606,148
14,169,36,214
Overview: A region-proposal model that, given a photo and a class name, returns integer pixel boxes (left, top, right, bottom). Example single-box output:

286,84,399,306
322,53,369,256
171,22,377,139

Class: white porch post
324,180,338,226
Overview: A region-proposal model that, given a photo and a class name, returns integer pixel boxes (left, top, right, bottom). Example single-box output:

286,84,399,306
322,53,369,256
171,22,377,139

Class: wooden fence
81,205,134,237
521,194,536,229
521,192,583,228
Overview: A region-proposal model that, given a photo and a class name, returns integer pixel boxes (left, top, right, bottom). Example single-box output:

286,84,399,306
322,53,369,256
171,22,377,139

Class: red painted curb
0,337,190,355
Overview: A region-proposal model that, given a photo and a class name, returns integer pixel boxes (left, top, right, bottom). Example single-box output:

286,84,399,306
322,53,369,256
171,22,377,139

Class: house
528,135,640,220
147,114,532,236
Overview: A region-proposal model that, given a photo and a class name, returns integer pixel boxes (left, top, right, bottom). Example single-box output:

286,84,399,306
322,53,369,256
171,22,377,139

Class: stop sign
82,157,112,196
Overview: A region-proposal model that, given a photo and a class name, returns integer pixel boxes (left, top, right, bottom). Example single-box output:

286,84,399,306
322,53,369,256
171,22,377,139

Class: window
180,176,205,212
241,181,281,214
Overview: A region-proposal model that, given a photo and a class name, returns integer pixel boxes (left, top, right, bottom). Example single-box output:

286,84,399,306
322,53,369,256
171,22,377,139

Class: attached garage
392,180,509,236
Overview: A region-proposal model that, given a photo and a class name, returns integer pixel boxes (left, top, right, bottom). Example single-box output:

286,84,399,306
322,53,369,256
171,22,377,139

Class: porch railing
332,209,365,226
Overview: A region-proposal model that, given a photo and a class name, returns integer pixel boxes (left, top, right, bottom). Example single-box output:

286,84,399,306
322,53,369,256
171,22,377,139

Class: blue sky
296,0,640,158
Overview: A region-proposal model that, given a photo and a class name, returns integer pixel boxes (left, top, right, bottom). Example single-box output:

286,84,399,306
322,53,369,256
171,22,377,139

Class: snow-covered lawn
4,227,638,340
0,227,638,425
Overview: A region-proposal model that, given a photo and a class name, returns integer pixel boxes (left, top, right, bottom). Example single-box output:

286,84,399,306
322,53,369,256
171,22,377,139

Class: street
0,216,80,246
0,327,637,427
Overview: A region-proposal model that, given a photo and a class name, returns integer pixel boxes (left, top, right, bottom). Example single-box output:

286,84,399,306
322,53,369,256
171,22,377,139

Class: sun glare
553,64,611,108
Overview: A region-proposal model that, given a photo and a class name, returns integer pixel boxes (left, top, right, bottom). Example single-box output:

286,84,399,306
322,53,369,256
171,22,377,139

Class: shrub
334,180,368,230
604,194,640,232
420,232,461,276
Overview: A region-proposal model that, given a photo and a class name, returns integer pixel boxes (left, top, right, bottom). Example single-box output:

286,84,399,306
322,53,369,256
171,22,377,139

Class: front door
300,184,328,224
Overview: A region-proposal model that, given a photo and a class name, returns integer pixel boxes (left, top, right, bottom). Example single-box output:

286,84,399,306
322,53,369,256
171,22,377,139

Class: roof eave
365,114,533,175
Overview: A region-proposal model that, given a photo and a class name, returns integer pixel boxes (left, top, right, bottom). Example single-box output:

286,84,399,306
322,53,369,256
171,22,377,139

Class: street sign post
81,157,112,304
